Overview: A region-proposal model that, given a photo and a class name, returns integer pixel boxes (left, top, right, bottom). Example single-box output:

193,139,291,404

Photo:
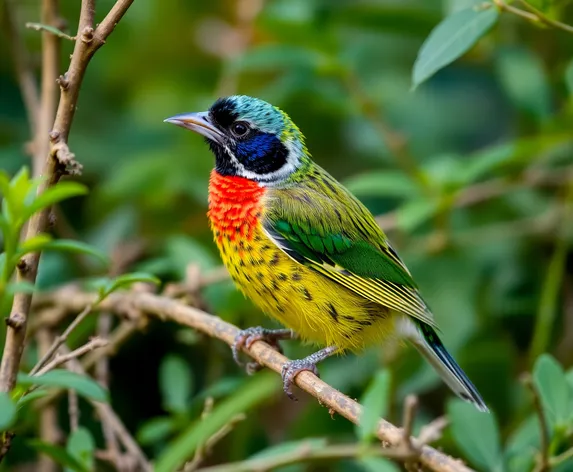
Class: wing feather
264,167,437,328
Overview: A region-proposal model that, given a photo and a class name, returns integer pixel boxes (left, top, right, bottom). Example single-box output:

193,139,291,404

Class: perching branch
34,286,475,472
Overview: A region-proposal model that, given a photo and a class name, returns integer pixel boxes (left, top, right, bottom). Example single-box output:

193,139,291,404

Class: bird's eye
231,121,249,137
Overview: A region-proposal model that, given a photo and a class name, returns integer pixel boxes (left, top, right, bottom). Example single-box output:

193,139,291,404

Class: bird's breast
207,170,266,247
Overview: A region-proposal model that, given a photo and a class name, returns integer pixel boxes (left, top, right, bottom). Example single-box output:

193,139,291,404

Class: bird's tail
410,322,488,413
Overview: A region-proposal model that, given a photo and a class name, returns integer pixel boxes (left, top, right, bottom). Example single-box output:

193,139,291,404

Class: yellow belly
217,225,391,351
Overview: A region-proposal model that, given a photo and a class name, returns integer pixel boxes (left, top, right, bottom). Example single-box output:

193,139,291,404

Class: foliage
1,0,573,471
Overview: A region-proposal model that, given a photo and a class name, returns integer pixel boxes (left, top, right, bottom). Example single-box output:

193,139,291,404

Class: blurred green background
1,0,573,470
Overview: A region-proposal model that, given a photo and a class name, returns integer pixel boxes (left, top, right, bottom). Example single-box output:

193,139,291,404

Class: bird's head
165,95,309,185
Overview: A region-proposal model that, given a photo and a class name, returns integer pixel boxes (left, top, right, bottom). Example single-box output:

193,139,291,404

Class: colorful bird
165,95,487,412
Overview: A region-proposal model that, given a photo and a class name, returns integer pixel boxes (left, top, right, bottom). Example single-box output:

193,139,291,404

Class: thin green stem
551,446,573,467
494,0,573,34
529,185,573,364
518,0,573,33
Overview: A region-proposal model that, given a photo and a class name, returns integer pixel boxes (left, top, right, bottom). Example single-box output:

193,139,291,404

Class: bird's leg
232,327,295,370
281,345,338,400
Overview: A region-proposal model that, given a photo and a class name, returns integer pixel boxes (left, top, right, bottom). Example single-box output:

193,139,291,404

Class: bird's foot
281,346,338,401
232,327,294,373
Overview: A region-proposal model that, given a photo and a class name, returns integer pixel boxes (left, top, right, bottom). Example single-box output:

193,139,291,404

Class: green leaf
533,354,572,429
18,370,108,403
2,167,31,224
137,417,178,445
448,399,504,472
40,240,109,265
17,233,53,256
357,369,391,443
5,281,37,295
98,272,160,299
359,457,401,472
24,181,88,220
25,22,75,41
0,392,17,430
343,171,419,198
159,355,192,414
395,198,439,231
495,47,551,119
67,427,95,471
412,5,499,88
16,390,49,407
0,214,11,240
504,415,538,472
248,438,328,460
155,372,279,472
28,440,89,472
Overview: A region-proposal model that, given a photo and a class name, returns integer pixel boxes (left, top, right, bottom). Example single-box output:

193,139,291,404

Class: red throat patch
208,170,265,243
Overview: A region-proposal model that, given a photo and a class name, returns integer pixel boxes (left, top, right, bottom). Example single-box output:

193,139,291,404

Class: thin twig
342,71,425,189
34,337,109,376
551,447,573,468
498,0,573,34
36,329,60,472
2,0,40,135
30,304,96,375
96,241,146,471
402,395,418,453
401,396,420,472
418,417,448,446
493,0,540,23
376,165,573,231
195,443,426,472
522,374,550,472
67,389,80,432
34,287,474,472
183,404,247,472
61,349,152,472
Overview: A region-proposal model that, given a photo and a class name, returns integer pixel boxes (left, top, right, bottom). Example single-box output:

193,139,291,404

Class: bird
164,95,488,412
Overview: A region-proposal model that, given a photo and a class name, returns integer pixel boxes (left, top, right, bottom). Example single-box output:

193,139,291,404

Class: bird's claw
232,327,293,371
281,358,320,401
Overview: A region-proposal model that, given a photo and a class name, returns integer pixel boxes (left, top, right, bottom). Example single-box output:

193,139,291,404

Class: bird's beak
163,111,226,144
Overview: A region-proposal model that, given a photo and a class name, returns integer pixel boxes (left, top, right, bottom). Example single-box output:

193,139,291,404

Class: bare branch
36,329,61,472
35,287,474,472
195,442,425,472
31,304,96,375
418,416,448,446
34,337,109,376
0,0,136,403
402,395,418,449
60,348,152,472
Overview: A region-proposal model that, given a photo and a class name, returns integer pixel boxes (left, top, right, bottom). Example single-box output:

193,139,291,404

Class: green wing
264,166,436,328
